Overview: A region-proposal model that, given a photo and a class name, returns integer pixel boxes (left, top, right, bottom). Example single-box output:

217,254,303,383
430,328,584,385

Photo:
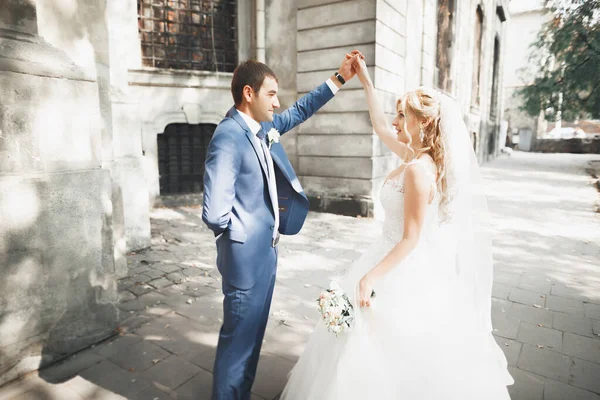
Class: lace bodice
380,159,440,243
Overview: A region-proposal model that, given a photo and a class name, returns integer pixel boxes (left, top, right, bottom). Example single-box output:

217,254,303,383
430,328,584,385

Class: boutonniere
267,128,280,149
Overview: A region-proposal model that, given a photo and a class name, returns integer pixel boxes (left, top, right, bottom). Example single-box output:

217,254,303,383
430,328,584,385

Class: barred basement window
138,0,237,72
158,123,216,194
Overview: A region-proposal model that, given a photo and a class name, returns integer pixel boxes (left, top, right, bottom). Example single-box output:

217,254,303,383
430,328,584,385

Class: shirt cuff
325,78,340,95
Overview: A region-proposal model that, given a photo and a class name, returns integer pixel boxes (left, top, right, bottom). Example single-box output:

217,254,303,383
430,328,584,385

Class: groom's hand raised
332,50,364,88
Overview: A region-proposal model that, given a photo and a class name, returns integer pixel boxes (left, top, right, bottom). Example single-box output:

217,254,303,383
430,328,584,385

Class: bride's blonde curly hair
399,87,449,219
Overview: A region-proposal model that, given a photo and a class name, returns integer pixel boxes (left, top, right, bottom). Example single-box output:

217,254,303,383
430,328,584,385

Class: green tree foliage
518,0,600,120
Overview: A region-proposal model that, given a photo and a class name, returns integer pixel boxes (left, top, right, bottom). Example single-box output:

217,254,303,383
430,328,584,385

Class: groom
202,52,361,399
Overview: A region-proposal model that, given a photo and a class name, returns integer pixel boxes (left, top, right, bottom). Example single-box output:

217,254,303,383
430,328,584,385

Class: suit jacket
202,82,335,288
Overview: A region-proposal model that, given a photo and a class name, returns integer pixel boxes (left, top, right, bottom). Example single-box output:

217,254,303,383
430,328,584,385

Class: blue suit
202,82,335,399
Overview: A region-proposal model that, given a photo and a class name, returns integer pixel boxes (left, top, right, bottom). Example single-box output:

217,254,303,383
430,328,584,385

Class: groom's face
249,76,280,122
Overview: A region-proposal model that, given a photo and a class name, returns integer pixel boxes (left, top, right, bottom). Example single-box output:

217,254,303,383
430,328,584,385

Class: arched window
138,0,238,72
471,5,484,106
436,0,455,92
490,36,501,119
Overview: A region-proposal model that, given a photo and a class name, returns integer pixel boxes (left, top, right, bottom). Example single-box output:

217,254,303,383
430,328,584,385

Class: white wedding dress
281,158,514,400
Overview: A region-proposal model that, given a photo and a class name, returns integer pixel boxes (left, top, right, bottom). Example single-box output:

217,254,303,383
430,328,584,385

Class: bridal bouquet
316,281,354,335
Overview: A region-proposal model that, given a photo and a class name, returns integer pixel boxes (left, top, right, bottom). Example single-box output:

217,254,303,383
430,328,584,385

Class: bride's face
392,105,420,144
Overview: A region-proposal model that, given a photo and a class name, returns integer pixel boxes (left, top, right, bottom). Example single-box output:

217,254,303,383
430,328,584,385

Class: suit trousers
211,251,277,400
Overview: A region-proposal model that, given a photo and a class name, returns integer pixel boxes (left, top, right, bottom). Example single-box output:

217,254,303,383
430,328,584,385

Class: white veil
438,92,494,333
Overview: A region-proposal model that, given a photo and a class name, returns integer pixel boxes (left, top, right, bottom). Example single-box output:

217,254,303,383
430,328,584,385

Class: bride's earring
419,126,425,143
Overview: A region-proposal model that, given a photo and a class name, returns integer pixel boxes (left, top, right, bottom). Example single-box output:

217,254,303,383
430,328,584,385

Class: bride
280,56,514,399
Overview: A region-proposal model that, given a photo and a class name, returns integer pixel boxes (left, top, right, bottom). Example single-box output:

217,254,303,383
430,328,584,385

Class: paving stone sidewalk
1,151,599,400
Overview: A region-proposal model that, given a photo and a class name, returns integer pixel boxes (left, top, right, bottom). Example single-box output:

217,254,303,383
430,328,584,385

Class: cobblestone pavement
1,151,599,400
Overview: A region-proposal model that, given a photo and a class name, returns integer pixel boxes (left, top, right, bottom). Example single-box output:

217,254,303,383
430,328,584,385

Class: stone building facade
0,0,509,383
85,0,511,223
0,0,122,385
294,0,509,217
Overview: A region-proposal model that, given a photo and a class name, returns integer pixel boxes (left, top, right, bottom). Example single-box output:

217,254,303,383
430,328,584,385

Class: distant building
503,0,551,150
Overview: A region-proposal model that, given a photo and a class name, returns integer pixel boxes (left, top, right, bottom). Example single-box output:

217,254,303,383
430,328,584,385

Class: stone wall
106,0,151,252
0,0,118,385
533,138,600,154
295,0,402,218
35,0,149,255
266,0,299,170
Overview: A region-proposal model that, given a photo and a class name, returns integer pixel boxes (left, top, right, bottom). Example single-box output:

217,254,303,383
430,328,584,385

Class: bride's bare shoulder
415,154,437,178
416,154,435,167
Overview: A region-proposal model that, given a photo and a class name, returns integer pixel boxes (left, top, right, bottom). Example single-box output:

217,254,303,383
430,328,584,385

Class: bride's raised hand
344,51,369,83
345,49,364,61
352,57,370,87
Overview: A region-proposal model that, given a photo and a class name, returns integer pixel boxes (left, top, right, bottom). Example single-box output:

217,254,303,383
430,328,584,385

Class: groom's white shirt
325,78,340,95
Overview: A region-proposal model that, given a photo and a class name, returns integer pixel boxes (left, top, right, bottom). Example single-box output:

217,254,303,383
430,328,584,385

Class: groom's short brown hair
231,60,278,106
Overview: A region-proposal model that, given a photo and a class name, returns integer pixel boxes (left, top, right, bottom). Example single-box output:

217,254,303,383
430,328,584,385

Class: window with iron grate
138,0,238,72
158,123,216,194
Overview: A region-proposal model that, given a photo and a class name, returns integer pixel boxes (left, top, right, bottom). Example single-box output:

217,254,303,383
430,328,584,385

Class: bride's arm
353,57,409,160
357,164,430,307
